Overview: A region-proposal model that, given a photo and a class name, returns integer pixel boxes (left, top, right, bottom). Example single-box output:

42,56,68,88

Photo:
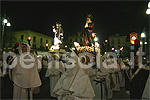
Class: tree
3,31,16,48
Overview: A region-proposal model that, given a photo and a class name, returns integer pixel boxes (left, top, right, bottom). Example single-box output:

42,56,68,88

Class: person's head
80,56,86,64
53,54,59,61
134,56,139,65
85,55,90,64
19,43,30,54
22,44,27,53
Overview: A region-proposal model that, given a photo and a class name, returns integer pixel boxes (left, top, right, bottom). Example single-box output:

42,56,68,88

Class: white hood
19,43,30,55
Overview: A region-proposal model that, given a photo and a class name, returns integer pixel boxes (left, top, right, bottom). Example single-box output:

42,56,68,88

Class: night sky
1,1,149,43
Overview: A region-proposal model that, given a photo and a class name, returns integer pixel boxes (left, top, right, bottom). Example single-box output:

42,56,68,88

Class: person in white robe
45,54,65,97
79,55,90,76
42,56,48,68
91,55,109,100
9,43,42,100
53,50,95,100
142,75,150,100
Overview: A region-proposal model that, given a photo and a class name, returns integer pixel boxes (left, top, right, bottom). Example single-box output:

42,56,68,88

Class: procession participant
142,74,150,100
112,58,121,91
91,55,109,100
103,56,115,99
124,59,131,95
45,54,65,97
79,55,90,76
53,50,95,100
40,56,48,81
118,58,126,88
42,56,48,68
9,43,42,100
129,56,149,99
0,53,3,87
103,55,116,99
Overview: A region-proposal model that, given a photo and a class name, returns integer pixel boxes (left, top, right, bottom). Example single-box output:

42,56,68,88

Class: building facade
66,32,84,48
109,33,127,50
5,30,53,51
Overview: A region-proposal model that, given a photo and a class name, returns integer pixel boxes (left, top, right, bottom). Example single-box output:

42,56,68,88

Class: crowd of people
0,43,150,100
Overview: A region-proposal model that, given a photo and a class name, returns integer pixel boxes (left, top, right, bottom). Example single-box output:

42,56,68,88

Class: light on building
3,19,8,23
115,50,117,52
140,42,142,44
105,40,108,43
120,47,123,51
65,45,67,48
6,22,11,26
112,48,115,51
141,32,146,38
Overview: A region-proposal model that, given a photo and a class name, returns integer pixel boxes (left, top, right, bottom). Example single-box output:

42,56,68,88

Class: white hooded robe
53,50,95,100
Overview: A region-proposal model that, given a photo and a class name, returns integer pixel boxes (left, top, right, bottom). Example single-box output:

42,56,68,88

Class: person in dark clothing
129,56,149,100
124,60,131,94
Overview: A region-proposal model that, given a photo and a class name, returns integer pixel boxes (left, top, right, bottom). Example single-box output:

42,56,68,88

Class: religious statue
81,14,95,46
51,22,64,50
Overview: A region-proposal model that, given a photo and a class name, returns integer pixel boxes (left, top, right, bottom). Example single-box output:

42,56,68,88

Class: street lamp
6,22,11,26
146,2,150,14
104,39,108,52
1,16,11,52
141,32,146,54
28,37,31,46
120,47,124,57
3,19,8,23
94,36,98,42
144,42,147,45
141,32,146,38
